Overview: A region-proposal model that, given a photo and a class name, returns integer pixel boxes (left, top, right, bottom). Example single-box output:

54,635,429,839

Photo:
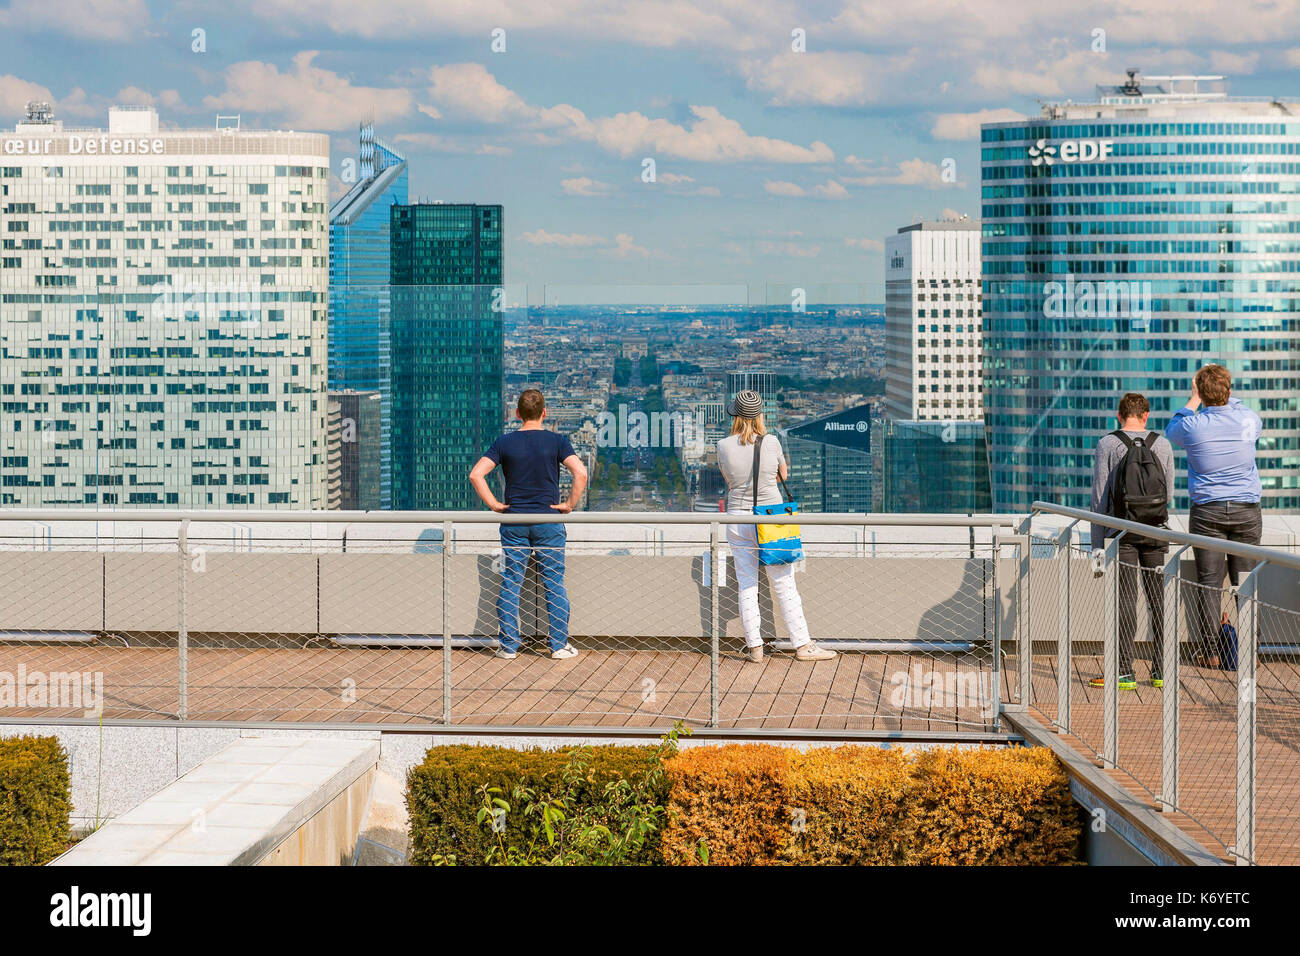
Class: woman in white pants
717,390,836,663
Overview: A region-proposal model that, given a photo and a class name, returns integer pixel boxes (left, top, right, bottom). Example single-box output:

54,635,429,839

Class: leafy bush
658,743,791,865
406,739,672,866
662,744,1080,866
909,747,1082,865
408,738,1081,866
781,746,917,865
0,735,72,866
472,732,678,865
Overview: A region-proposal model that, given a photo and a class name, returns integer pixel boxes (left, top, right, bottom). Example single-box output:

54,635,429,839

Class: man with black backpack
1089,393,1175,689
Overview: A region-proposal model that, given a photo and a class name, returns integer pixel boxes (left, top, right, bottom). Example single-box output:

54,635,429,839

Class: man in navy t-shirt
469,389,588,661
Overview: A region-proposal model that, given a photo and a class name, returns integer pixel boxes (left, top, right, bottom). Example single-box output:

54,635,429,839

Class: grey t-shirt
718,433,784,514
1090,430,1175,548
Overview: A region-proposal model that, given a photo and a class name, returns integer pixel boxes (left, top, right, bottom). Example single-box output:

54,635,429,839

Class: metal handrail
1030,501,1300,573
0,508,1015,528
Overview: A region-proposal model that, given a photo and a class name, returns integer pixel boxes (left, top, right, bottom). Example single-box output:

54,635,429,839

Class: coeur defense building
0,105,330,508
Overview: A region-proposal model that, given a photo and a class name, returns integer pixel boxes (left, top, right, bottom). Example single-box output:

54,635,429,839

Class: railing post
1235,560,1265,865
709,521,720,728
990,529,1003,726
1159,545,1187,812
442,520,452,725
177,518,190,721
1018,533,1032,708
1055,522,1078,735
1102,533,1124,769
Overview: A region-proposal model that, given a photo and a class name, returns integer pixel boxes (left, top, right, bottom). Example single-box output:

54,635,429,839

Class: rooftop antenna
1121,69,1142,96
24,101,55,123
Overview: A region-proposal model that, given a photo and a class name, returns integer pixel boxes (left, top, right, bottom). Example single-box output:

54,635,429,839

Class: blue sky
3,0,1300,300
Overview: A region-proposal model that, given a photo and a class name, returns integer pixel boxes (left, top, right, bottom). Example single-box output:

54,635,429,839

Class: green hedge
406,744,668,865
0,735,72,866
406,741,1083,866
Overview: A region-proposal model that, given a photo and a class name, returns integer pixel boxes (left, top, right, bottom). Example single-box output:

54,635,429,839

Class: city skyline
5,2,1300,291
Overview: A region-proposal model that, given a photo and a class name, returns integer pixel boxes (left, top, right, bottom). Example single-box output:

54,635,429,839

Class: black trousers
1188,502,1262,661
1117,541,1167,677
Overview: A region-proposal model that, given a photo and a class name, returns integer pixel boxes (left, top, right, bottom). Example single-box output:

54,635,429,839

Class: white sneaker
550,644,579,660
744,644,764,663
494,646,518,660
794,641,837,661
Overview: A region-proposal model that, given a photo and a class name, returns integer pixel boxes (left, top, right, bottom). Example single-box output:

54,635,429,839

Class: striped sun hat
726,389,764,419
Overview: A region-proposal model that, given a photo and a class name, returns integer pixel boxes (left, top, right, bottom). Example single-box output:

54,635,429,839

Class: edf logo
1029,138,1113,166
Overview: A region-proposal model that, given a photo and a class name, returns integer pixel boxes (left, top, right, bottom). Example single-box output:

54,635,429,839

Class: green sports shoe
1088,675,1137,690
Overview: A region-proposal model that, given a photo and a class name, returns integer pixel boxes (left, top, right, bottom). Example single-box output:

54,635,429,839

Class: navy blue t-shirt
484,429,577,514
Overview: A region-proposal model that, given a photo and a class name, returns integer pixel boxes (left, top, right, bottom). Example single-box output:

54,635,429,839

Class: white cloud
845,238,884,252
391,132,510,155
843,158,956,188
423,64,833,164
741,50,916,107
0,0,150,41
520,229,608,248
764,178,848,199
1209,50,1260,74
611,233,652,258
813,180,848,199
0,75,54,120
203,51,415,131
242,0,787,52
561,176,615,196
518,229,658,259
931,108,1026,141
765,180,806,197
758,241,821,259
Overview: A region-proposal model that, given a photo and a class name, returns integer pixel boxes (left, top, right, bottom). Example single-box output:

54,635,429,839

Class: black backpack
1109,431,1168,531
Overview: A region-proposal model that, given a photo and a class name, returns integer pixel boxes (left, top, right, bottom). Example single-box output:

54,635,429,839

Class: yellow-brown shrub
782,745,917,865
662,744,1080,866
910,747,1081,865
661,743,792,865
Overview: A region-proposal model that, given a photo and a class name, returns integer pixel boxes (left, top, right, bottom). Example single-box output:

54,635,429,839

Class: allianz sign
1028,138,1114,166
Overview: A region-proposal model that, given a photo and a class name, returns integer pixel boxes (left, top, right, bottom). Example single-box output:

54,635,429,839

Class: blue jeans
496,523,570,653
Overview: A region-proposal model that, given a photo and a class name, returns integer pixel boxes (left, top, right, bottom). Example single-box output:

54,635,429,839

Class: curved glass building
981,73,1300,512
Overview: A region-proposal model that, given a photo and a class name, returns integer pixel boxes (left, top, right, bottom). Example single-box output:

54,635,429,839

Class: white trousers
726,523,811,649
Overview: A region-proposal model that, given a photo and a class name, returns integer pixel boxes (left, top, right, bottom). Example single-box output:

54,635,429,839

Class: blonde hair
730,413,767,446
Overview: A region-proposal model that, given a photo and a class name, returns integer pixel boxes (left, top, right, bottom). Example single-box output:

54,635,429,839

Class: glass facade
389,204,504,510
328,125,407,508
783,404,874,512
982,96,1300,512
332,388,382,510
0,108,330,508
871,419,991,513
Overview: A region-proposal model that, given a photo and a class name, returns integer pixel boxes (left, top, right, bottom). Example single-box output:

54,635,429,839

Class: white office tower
883,219,983,421
0,105,330,508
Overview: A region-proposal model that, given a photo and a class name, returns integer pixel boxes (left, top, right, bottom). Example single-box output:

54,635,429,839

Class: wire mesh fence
0,515,1005,734
3,507,1299,862
1022,510,1300,865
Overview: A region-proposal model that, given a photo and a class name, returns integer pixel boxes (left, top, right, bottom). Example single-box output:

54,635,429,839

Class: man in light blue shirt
1165,365,1262,668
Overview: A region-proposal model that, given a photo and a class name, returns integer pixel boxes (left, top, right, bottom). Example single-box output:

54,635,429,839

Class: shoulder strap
751,437,762,512
1146,432,1159,447
1112,429,1136,449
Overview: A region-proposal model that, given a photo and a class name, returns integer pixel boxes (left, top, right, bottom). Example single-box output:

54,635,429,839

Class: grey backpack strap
751,436,763,512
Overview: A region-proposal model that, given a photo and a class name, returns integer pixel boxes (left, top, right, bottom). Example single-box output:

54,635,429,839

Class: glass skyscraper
329,123,406,508
783,404,874,513
389,203,503,510
0,105,330,508
982,73,1300,512
871,419,992,514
